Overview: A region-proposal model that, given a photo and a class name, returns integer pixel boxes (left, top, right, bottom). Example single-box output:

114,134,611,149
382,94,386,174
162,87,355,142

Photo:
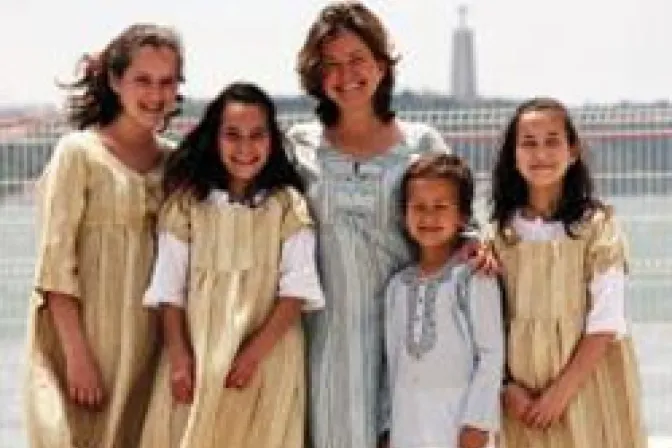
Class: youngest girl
384,153,504,448
139,82,324,448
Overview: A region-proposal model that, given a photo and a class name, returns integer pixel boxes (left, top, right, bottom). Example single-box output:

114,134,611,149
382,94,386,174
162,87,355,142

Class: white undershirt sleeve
143,232,189,308
278,228,325,312
587,266,628,338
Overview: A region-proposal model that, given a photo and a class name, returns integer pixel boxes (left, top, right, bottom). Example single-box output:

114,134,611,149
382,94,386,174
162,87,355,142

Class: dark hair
163,82,304,201
297,1,398,126
60,23,184,130
491,97,602,235
400,153,474,255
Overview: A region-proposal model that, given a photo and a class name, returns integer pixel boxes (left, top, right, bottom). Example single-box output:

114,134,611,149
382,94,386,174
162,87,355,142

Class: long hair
163,82,304,201
60,23,184,130
297,1,398,126
491,97,602,235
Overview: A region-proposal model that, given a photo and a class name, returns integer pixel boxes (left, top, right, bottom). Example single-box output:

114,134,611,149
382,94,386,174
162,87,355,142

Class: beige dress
139,187,312,448
25,130,169,448
493,208,646,448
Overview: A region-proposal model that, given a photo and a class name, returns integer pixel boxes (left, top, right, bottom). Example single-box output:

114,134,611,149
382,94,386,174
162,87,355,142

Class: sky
1,0,670,107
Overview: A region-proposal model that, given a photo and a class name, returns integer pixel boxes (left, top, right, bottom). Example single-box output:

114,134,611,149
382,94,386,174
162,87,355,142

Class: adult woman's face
320,30,386,114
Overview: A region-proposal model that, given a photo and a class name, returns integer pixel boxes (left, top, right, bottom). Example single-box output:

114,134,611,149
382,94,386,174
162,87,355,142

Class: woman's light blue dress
287,121,448,448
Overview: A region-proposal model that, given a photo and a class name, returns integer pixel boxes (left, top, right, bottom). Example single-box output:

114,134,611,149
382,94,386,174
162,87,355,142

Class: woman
288,3,454,447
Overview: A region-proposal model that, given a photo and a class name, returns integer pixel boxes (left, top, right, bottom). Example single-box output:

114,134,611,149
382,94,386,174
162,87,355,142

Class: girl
25,24,183,448
384,153,503,448
139,82,325,448
492,98,646,447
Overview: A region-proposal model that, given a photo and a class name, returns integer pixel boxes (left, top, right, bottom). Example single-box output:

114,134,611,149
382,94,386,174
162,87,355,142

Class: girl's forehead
518,110,565,131
221,102,267,122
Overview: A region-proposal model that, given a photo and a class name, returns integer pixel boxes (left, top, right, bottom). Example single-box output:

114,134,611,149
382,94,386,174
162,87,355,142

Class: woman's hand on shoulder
459,239,501,276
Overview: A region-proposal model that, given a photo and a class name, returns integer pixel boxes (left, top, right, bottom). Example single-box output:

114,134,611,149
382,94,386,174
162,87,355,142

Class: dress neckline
85,129,165,181
319,119,410,163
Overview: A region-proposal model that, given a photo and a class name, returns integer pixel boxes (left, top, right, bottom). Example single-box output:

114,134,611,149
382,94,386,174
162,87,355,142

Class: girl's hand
459,240,501,276
168,344,194,404
65,346,105,409
225,339,263,389
502,382,534,422
458,426,489,448
523,380,573,429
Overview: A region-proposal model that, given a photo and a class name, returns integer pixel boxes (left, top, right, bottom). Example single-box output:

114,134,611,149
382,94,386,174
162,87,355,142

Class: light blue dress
287,121,448,448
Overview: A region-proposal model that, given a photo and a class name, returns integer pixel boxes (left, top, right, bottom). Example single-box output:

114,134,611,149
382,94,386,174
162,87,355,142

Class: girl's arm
225,298,303,388
459,275,505,438
226,227,325,388
523,333,614,428
36,136,101,408
47,292,105,409
144,229,193,403
161,305,194,403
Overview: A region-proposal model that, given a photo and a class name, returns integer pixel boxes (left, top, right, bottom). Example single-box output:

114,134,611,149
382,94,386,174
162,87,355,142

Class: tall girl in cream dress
139,82,324,448
25,24,184,448
491,98,646,448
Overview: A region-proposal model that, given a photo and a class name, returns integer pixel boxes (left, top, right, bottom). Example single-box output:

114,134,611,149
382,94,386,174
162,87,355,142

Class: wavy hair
60,23,184,130
297,1,398,126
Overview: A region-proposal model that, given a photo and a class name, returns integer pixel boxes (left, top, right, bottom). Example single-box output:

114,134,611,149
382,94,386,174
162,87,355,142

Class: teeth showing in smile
340,82,364,92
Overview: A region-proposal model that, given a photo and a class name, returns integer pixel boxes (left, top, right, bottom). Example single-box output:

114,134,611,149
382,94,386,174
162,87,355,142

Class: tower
450,5,477,102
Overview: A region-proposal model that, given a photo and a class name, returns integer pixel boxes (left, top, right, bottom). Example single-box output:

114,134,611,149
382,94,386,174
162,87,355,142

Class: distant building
450,5,477,102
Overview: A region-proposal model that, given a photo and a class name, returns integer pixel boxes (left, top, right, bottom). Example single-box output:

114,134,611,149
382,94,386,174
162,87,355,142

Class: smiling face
515,110,577,197
405,177,465,253
319,29,386,113
218,101,271,197
110,45,180,131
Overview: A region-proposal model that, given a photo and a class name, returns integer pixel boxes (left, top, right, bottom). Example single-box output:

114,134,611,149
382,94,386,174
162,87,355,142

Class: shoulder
53,129,95,156
286,121,323,148
398,120,449,154
386,265,415,295
286,121,324,167
575,203,622,239
271,185,307,208
270,186,312,227
45,130,95,174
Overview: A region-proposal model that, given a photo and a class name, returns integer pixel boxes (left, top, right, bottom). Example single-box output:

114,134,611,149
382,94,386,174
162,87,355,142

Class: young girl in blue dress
384,153,504,448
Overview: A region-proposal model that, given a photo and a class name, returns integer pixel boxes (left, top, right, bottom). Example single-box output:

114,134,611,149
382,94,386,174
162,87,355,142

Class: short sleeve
33,132,88,304
276,187,313,240
158,191,193,243
586,207,628,276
